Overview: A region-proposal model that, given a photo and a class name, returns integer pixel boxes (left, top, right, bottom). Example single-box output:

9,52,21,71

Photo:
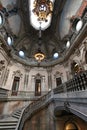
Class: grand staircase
0,71,87,130
0,107,24,130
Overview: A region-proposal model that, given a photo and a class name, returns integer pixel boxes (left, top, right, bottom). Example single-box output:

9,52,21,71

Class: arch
70,60,83,76
64,122,78,130
71,60,79,75
54,105,87,122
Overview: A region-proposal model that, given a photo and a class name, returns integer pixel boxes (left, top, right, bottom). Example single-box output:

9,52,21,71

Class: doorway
35,79,41,96
12,76,20,95
56,77,62,87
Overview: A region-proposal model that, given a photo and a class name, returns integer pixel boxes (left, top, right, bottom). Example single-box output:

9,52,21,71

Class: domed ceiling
0,0,86,66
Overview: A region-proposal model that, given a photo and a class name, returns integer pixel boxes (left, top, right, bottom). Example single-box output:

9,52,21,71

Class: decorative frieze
12,70,23,78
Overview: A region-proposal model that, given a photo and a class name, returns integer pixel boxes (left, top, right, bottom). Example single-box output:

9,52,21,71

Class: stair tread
0,126,16,128
0,129,15,130
0,117,18,122
13,113,21,116
0,122,17,125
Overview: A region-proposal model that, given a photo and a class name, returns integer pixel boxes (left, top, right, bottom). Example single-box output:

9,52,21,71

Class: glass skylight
29,0,54,30
76,20,83,32
53,52,59,59
0,15,3,25
0,12,4,26
19,50,25,57
66,41,70,48
7,36,13,45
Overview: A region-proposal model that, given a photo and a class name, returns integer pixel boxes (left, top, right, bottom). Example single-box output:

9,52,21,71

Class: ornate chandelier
33,0,53,22
34,49,45,62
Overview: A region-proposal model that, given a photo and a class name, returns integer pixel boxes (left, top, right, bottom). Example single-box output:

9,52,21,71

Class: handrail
17,70,87,130
17,90,54,130
15,105,28,130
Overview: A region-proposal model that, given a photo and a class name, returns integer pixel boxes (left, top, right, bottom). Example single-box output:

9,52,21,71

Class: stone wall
23,103,55,130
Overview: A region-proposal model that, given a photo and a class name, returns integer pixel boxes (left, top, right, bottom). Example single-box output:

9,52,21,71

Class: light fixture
34,23,45,62
34,48,45,62
33,0,53,22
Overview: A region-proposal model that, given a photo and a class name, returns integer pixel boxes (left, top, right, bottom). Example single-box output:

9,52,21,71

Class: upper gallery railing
0,70,87,98
53,70,87,94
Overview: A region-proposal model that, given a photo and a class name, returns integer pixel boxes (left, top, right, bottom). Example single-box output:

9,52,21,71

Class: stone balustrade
9,70,87,129
66,70,87,92
0,87,8,97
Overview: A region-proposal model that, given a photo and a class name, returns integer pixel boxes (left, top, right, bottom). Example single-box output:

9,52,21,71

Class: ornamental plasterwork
24,66,31,72
0,60,5,72
32,73,45,80
83,37,87,50
12,70,23,78
54,71,63,79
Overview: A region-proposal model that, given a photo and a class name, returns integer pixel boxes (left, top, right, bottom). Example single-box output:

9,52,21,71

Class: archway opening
65,122,78,130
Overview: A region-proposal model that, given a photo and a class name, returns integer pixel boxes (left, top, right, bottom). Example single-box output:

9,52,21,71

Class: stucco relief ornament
12,70,23,78
83,37,87,50
0,60,5,70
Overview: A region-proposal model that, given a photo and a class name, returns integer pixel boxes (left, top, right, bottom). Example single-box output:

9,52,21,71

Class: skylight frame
29,0,55,30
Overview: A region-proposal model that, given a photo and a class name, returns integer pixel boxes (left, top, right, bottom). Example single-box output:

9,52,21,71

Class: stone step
0,117,18,130
0,125,16,129
12,114,20,119
12,108,23,119
0,107,25,130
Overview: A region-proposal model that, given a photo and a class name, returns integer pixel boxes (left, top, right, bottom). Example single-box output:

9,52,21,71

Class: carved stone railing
17,90,53,130
54,70,87,93
17,70,87,129
66,71,87,92
0,87,9,97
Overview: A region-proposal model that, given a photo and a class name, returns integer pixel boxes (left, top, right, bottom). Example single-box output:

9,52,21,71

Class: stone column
24,67,31,90
41,76,45,92
47,67,52,90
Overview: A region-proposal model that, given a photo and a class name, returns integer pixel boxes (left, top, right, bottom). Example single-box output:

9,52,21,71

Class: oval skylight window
29,0,54,30
53,52,59,59
7,36,13,45
19,50,25,57
0,11,4,27
76,20,83,32
66,41,70,48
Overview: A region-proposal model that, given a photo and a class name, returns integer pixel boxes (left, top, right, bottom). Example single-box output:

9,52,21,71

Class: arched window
0,11,5,27
71,61,79,75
